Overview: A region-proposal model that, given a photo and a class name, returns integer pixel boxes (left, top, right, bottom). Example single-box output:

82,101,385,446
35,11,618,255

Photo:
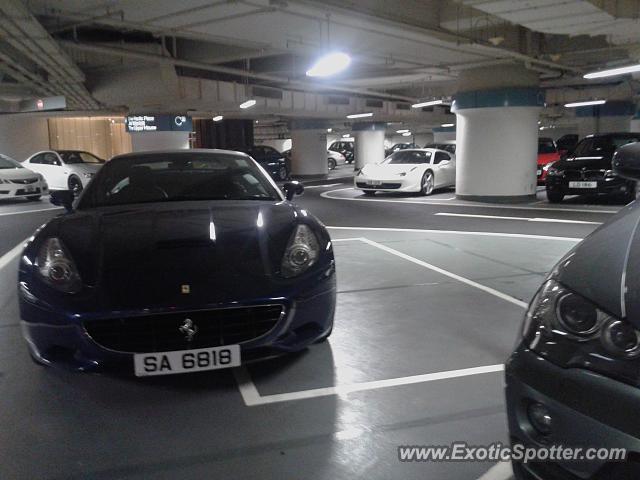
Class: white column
290,124,328,178
630,109,640,133
354,123,385,169
455,106,539,201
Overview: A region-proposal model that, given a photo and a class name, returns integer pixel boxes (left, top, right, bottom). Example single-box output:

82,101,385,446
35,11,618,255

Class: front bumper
20,269,336,373
506,346,640,479
545,174,633,196
0,181,47,198
354,175,420,192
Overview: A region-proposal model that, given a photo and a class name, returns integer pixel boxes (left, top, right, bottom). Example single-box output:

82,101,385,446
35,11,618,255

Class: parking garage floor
0,182,624,480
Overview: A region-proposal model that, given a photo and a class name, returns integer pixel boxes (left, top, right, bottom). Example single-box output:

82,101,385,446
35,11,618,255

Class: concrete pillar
452,66,543,202
290,119,328,179
353,122,386,169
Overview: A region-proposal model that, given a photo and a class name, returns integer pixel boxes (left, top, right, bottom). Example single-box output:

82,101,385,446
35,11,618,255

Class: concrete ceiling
0,0,638,123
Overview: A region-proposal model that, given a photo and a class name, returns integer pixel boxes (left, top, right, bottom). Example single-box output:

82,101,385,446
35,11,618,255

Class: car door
433,151,455,187
43,152,67,189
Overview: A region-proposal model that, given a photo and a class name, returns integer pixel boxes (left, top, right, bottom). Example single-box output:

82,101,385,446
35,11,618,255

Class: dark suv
240,145,289,181
545,133,640,203
328,141,354,163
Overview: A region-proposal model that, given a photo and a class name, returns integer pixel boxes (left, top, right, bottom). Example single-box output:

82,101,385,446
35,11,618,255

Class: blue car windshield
78,152,281,208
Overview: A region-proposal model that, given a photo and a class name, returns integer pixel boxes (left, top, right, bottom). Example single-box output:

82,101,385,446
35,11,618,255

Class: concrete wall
0,115,50,161
130,132,190,152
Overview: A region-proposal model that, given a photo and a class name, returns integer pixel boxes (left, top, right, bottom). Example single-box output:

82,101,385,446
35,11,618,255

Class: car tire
546,189,564,203
27,195,41,201
68,176,83,197
420,171,435,196
328,158,336,170
362,190,376,196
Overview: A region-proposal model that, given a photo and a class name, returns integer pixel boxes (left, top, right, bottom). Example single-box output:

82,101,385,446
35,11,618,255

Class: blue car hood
552,201,640,325
47,201,303,309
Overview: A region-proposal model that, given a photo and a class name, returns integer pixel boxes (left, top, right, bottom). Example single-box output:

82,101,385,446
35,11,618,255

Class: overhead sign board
126,115,193,132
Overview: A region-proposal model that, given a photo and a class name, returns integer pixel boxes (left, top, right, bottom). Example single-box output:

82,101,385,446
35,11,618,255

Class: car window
78,152,281,209
384,150,431,164
29,154,44,164
60,151,103,164
0,155,22,169
611,137,640,149
433,152,451,164
43,152,60,166
538,139,557,154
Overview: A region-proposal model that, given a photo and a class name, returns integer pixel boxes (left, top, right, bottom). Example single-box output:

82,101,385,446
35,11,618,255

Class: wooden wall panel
48,117,132,160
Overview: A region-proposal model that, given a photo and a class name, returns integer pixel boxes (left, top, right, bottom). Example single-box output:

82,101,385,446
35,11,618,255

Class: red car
537,137,561,185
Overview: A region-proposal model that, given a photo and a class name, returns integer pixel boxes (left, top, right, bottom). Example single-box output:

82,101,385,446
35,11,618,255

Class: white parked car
0,154,48,201
355,148,456,196
327,150,346,170
24,150,104,195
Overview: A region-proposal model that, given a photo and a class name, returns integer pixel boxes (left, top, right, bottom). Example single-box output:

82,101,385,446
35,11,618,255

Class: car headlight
522,279,640,384
545,165,561,175
83,172,94,179
281,224,320,278
36,237,82,293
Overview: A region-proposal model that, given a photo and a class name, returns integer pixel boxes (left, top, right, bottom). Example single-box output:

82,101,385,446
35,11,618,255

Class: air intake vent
396,103,410,110
251,86,283,100
326,95,350,105
365,99,383,108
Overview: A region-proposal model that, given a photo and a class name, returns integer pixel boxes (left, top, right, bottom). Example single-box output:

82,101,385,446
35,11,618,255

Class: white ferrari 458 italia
355,148,455,196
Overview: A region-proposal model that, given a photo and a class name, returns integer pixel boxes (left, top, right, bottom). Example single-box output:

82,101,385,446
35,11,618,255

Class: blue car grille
83,305,284,353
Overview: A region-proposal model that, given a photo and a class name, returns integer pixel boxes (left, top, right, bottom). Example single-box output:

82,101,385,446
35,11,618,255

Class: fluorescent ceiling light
401,132,412,137
346,112,373,119
212,115,223,122
412,99,444,108
239,99,256,109
327,128,332,133
564,100,606,108
342,134,351,138
396,129,409,133
306,52,351,77
441,123,455,127
584,64,640,79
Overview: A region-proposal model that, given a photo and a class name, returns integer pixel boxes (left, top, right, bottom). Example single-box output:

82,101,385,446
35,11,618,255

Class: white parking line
321,188,619,214
434,212,602,225
234,363,505,406
0,206,61,217
358,237,528,309
0,239,27,271
327,226,582,242
476,462,514,480
303,183,342,189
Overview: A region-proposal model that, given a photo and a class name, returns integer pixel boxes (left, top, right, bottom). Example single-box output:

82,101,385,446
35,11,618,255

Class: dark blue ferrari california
18,150,336,376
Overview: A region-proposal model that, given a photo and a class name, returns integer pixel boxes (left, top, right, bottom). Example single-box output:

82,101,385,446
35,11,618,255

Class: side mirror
613,142,640,181
50,190,74,212
282,181,304,201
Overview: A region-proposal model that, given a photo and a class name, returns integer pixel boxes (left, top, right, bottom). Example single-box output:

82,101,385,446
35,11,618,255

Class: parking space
0,180,610,479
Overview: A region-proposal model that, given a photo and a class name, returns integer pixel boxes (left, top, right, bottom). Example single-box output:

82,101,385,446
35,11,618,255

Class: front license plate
569,181,597,189
134,345,241,377
25,185,35,192
367,180,382,186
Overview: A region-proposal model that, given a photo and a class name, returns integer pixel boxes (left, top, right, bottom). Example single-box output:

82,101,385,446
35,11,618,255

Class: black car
545,133,640,203
24,150,336,374
425,142,456,154
328,141,354,164
385,143,417,156
241,145,289,181
506,142,640,479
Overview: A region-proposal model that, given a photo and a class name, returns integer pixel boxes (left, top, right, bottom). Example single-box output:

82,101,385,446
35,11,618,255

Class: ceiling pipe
59,41,418,102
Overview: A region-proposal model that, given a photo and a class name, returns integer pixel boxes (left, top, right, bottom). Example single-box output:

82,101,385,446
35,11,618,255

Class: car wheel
546,189,564,203
420,171,435,196
27,195,41,201
278,167,288,181
362,190,376,196
328,158,336,170
68,176,83,197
